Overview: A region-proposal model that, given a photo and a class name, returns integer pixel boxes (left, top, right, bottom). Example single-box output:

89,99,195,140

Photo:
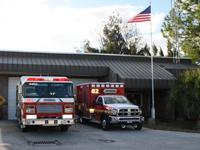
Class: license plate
127,121,132,124
43,120,54,126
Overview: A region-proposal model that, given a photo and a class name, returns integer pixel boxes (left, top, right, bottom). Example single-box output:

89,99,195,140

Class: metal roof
0,51,196,89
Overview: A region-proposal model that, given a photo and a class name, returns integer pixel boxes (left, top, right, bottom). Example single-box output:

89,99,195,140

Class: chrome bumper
22,118,74,126
109,116,144,124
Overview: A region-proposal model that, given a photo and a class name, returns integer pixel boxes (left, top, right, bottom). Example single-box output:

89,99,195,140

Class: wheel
60,125,69,132
101,116,110,130
20,124,29,132
18,119,29,132
135,123,143,130
79,115,87,124
121,124,126,129
31,126,38,131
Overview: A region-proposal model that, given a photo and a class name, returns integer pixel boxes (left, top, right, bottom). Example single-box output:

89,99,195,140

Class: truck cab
76,82,144,130
17,76,75,132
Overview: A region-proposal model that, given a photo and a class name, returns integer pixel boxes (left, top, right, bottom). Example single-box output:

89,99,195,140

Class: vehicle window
96,97,103,105
22,82,73,98
104,96,130,104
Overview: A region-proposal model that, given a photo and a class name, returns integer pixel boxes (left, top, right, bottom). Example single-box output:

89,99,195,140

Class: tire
135,123,143,130
20,124,29,132
101,116,110,130
60,125,69,132
18,119,29,132
31,126,38,132
79,115,87,124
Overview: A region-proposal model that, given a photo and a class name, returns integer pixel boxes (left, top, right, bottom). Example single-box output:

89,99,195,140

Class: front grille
118,109,139,116
37,105,62,113
119,118,140,121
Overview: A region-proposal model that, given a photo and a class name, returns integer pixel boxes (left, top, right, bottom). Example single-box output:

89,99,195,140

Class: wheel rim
121,124,126,129
133,124,137,128
20,124,23,129
20,124,24,129
79,117,83,123
102,119,107,129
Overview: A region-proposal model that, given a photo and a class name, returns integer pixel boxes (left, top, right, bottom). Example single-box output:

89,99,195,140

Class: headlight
89,108,95,113
62,114,72,119
110,109,118,115
26,115,37,119
26,105,35,113
64,108,73,113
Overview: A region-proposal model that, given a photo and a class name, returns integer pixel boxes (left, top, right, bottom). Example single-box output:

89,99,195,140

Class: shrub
169,68,200,121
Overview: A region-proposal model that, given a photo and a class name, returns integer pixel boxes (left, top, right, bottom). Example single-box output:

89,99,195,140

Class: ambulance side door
94,97,104,122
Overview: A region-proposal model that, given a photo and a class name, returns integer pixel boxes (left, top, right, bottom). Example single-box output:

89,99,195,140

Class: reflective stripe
86,108,110,114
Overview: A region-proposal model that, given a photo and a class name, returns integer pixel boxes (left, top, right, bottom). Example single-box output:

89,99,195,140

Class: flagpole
127,2,155,120
150,0,155,120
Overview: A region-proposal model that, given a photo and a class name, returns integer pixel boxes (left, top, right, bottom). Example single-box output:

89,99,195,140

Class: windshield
104,96,131,104
22,82,73,98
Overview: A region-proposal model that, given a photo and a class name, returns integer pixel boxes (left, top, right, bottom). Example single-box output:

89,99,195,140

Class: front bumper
109,116,144,124
22,118,74,126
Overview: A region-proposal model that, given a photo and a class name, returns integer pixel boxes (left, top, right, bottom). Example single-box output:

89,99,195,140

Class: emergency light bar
96,84,100,88
91,84,124,88
26,77,69,82
53,77,69,81
27,77,44,81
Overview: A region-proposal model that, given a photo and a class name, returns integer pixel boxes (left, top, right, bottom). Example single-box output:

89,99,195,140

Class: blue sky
67,0,171,14
0,0,172,54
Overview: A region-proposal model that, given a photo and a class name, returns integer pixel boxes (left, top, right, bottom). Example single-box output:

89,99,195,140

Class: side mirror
95,101,103,106
18,86,22,94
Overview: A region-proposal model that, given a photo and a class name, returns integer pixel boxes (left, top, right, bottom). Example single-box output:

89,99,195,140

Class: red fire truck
76,82,144,130
16,76,74,132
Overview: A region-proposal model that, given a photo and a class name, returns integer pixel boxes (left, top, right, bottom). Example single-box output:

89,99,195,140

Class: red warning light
53,77,69,82
27,78,44,81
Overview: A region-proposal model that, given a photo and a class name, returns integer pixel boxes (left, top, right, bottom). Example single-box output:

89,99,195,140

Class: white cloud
0,0,167,53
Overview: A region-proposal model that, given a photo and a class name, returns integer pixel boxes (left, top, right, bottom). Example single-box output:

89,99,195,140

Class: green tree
83,40,99,53
101,13,145,55
83,13,150,55
153,43,158,56
137,44,151,56
166,39,174,57
162,0,200,61
169,68,200,121
152,44,165,57
100,14,127,54
159,47,164,57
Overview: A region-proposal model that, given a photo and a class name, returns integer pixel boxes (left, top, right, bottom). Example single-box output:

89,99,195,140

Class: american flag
128,5,151,23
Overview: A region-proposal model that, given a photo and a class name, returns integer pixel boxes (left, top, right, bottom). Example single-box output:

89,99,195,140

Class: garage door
8,77,20,120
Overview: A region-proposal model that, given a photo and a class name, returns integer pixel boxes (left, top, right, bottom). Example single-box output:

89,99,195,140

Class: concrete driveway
0,121,200,150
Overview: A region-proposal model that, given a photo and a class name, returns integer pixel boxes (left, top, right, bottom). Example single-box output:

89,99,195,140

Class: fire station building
0,51,196,120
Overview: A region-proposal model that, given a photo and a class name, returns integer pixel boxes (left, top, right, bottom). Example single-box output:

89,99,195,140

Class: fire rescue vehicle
76,82,144,130
16,76,74,132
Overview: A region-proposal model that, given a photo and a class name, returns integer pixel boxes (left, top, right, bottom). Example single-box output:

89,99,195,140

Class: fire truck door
94,97,104,121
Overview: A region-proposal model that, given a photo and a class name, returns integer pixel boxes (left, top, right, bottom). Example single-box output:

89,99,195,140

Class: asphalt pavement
0,121,199,150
